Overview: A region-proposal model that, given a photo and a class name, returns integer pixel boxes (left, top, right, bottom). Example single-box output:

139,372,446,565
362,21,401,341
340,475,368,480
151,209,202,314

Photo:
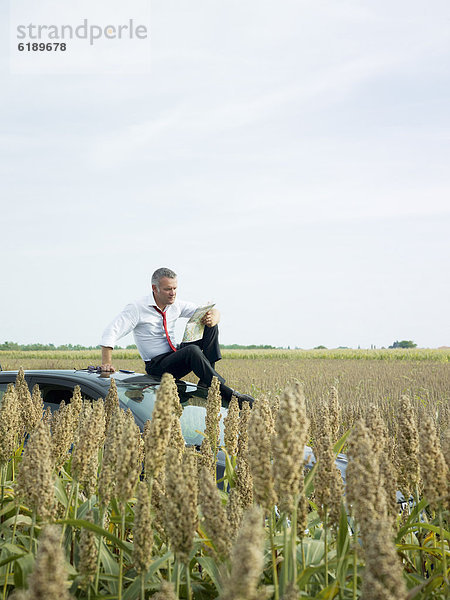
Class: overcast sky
1,0,449,350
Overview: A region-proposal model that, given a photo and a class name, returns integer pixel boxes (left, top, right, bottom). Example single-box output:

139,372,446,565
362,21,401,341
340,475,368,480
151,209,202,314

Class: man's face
152,277,177,308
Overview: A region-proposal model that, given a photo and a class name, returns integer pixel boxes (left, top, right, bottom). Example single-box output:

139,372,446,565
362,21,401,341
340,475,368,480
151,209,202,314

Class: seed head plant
144,373,175,479
361,521,407,600
419,412,448,511
365,404,398,523
27,525,72,600
219,506,265,600
238,401,251,456
169,412,185,464
226,486,244,541
313,400,343,529
151,475,168,543
2,349,449,600
272,381,309,515
15,418,55,519
133,481,154,575
0,384,20,467
30,384,44,430
98,407,124,507
205,376,222,455
71,384,83,414
115,409,141,504
346,419,386,538
223,395,240,457
164,447,198,563
78,511,98,590
259,395,275,437
397,394,421,497
152,580,177,600
248,399,276,512
443,427,450,505
15,366,36,435
297,486,308,537
328,384,340,443
71,399,105,496
235,402,253,510
199,467,231,559
269,394,280,424
198,436,215,479
104,377,119,432
169,375,183,418
280,583,300,600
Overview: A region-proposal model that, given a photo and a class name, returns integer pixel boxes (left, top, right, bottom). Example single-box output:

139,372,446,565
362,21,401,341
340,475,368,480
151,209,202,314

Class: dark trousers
145,325,226,388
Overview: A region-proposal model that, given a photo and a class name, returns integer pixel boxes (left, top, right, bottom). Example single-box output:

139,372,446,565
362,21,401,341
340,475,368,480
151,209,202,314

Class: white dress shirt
101,295,198,361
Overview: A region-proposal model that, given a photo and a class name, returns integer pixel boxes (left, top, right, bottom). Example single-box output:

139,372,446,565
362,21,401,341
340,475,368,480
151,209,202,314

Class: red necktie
153,306,177,352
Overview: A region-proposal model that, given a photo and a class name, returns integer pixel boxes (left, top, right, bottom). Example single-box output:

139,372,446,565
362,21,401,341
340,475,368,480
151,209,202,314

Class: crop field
0,350,448,599
1,348,449,438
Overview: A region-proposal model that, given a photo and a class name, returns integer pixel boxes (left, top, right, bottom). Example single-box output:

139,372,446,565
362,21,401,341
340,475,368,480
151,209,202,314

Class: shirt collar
149,293,168,312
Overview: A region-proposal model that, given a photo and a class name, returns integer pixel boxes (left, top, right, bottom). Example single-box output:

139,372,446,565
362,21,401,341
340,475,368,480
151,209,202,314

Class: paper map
182,303,216,343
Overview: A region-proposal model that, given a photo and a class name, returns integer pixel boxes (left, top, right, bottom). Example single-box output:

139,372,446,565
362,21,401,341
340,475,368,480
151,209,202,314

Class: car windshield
115,381,227,446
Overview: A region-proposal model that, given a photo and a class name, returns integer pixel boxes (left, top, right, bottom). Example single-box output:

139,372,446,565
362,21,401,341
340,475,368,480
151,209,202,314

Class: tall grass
0,362,448,599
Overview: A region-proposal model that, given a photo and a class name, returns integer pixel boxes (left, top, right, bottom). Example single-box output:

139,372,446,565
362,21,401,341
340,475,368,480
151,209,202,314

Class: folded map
182,303,216,343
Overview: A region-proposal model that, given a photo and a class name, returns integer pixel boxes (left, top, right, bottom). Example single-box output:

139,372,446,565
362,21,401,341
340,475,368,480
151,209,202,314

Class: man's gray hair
151,267,177,289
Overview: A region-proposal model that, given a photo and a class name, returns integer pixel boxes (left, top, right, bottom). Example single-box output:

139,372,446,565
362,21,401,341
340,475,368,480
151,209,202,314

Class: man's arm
101,346,115,372
100,302,139,373
202,308,220,327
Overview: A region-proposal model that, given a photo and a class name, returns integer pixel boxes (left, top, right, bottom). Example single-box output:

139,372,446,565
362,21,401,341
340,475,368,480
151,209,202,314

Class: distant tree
0,341,20,351
314,345,327,350
126,344,137,349
389,340,417,349
1,342,103,351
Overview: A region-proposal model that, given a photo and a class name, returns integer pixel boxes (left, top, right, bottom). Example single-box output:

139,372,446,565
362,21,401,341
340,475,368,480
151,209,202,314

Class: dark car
0,368,224,446
0,368,348,485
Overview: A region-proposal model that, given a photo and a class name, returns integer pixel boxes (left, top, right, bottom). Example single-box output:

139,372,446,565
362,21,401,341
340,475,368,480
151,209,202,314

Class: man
101,267,254,406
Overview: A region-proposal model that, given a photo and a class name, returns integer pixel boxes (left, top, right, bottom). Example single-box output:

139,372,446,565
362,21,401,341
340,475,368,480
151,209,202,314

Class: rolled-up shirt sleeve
179,300,198,319
101,303,140,348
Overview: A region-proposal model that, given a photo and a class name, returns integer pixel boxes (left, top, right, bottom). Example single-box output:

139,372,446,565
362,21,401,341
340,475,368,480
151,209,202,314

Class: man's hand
101,346,116,372
202,308,220,328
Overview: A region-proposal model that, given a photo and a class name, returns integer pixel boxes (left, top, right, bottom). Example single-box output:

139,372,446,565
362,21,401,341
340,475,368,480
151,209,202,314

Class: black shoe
232,391,255,409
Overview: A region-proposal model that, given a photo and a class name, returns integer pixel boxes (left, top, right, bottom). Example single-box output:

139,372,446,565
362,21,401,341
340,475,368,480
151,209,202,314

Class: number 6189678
18,42,67,51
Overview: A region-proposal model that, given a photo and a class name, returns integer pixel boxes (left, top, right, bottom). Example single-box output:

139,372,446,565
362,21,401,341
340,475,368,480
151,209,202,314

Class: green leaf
313,581,340,599
0,542,28,555
1,514,32,528
333,429,351,455
99,540,119,577
336,502,350,591
299,538,325,566
0,552,27,568
0,500,18,519
98,540,119,597
304,462,318,497
53,475,69,508
336,502,349,556
296,562,329,588
197,556,224,594
403,522,450,540
222,450,236,490
55,518,132,554
13,552,34,589
122,552,172,600
395,498,428,542
397,544,448,557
